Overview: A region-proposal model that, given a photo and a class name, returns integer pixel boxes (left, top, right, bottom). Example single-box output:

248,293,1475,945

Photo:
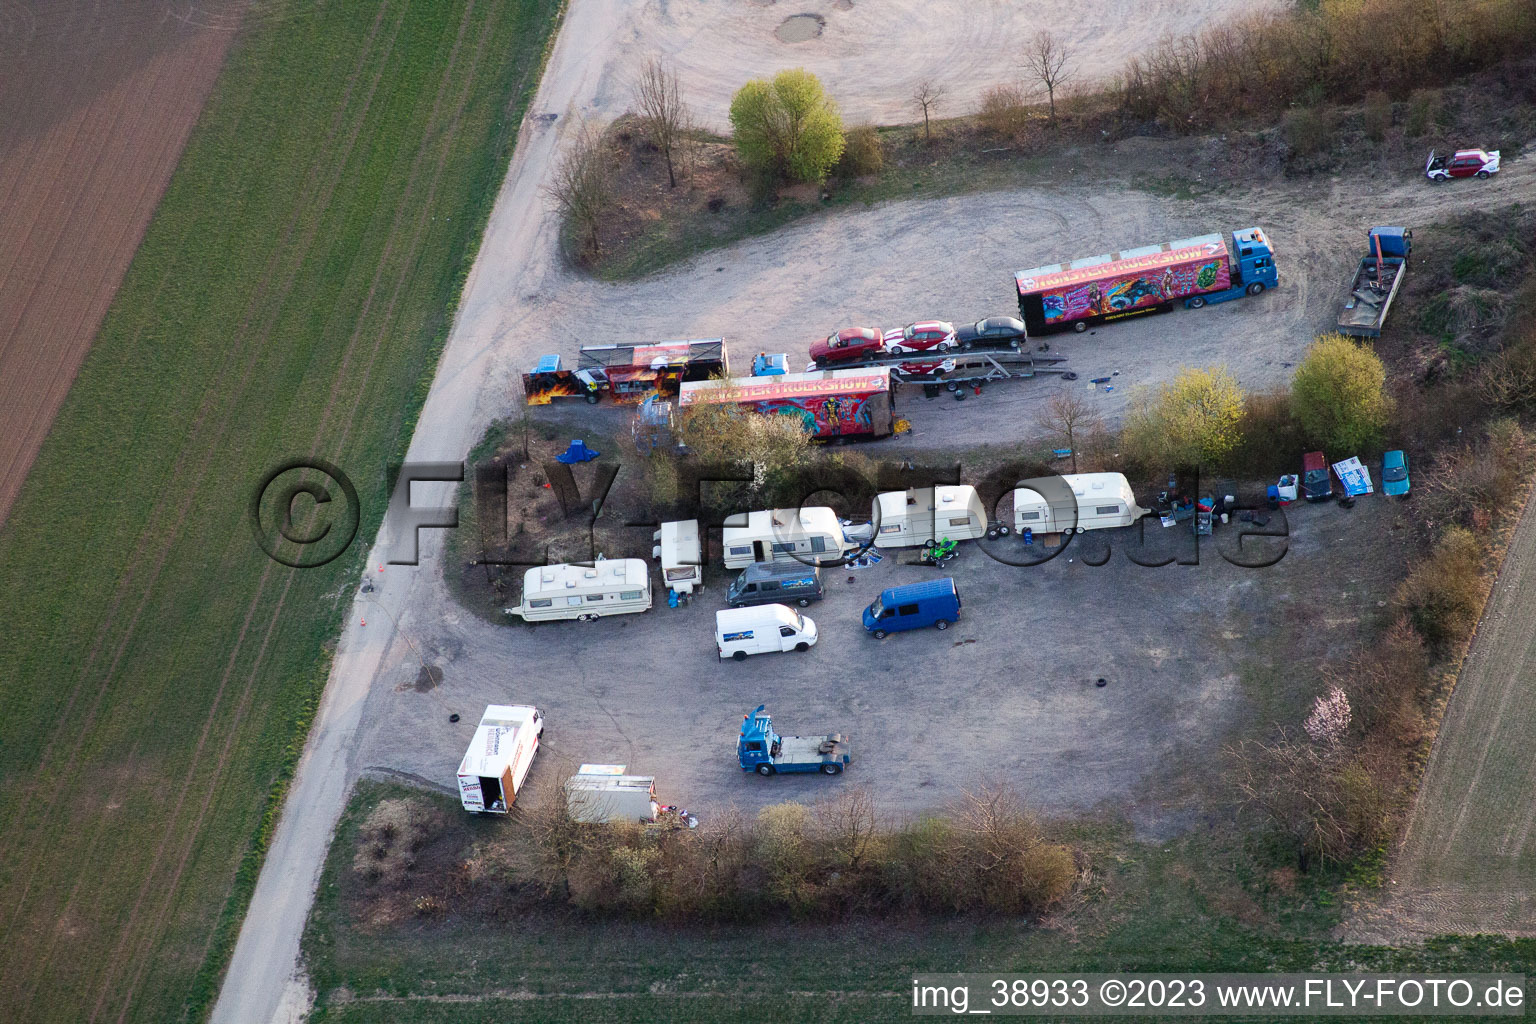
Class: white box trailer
652,520,703,594
564,764,660,824
457,704,544,813
505,558,652,622
872,485,987,548
1013,473,1146,534
721,507,853,569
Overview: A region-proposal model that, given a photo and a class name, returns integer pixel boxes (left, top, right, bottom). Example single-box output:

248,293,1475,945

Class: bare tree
911,78,947,144
1227,733,1380,873
635,58,690,187
1036,390,1100,473
815,785,878,871
543,118,614,261
1021,29,1074,127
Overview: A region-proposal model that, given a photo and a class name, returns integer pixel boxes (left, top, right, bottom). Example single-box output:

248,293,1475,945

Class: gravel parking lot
354,493,1408,829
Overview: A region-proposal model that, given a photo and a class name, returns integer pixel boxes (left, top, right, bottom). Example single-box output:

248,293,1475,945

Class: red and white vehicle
1425,148,1500,181
811,327,885,366
882,320,957,355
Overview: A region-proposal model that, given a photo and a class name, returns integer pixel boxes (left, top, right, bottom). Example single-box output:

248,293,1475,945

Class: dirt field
0,0,249,525
618,0,1279,127
1346,489,1536,942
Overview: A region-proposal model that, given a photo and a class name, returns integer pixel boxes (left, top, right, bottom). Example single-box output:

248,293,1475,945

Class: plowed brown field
0,1,240,525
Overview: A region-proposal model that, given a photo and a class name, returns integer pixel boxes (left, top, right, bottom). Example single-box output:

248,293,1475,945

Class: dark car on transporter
953,316,1027,351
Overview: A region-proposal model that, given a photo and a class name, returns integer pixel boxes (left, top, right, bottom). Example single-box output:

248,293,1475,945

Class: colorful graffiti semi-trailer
1015,228,1278,335
678,368,894,441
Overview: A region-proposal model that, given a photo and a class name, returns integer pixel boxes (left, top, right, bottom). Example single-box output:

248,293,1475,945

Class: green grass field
0,1,561,1020
303,784,1534,1024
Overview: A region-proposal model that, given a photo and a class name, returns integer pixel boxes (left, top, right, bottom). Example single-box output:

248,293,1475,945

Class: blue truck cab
738,704,851,776
1185,227,1280,308
863,577,961,638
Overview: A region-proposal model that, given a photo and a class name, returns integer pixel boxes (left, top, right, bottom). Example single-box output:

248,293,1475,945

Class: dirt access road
217,1,1531,1021
0,0,260,525
1345,489,1536,942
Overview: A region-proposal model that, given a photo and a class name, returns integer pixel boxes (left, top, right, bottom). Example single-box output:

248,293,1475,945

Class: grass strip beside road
0,1,561,1021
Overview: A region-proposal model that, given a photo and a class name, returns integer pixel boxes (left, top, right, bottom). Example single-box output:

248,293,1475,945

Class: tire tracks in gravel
91,5,494,1020
3,4,404,1012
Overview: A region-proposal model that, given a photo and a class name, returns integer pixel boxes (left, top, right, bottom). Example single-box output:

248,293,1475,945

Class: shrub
1363,90,1392,142
1336,616,1429,747
1404,89,1437,136
1113,1,1536,131
1395,526,1486,650
1417,418,1533,532
978,83,1030,138
1226,388,1305,478
1284,107,1332,156
1289,333,1393,452
1121,366,1246,469
835,124,883,178
729,68,845,184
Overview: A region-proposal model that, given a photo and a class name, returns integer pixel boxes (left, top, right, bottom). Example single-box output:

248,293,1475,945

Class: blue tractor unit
737,704,851,776
1181,227,1280,308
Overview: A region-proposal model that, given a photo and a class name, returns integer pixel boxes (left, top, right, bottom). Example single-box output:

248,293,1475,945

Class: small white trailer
564,764,660,824
872,485,988,548
505,558,652,622
1013,473,1146,534
652,520,703,594
457,705,544,813
721,507,853,568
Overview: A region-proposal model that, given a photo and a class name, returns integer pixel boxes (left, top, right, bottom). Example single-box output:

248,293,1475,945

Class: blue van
863,578,961,638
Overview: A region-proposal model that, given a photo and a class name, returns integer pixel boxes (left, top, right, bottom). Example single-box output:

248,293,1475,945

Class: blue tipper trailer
737,704,851,776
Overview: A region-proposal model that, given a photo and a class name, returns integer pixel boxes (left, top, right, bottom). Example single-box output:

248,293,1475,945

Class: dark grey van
727,562,824,608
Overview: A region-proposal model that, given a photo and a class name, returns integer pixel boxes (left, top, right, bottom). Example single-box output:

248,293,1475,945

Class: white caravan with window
457,704,543,813
653,519,703,594
1012,473,1146,534
721,507,852,568
716,604,819,660
506,558,652,622
872,485,987,548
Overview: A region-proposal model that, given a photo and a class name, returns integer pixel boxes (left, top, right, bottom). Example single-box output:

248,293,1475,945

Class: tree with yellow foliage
1123,365,1247,467
1290,332,1393,452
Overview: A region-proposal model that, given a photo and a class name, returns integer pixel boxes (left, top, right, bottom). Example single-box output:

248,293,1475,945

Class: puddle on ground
400,665,444,692
775,13,824,43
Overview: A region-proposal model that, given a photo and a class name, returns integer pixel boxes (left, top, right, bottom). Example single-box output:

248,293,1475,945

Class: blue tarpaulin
556,439,600,464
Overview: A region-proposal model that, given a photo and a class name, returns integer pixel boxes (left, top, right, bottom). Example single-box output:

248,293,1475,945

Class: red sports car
810,327,885,366
1425,148,1500,181
882,320,957,355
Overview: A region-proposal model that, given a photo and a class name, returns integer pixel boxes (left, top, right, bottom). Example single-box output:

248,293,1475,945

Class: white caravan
506,558,652,622
457,704,543,813
565,764,660,824
721,507,852,568
652,519,703,594
872,485,987,548
1013,473,1146,534
716,604,819,660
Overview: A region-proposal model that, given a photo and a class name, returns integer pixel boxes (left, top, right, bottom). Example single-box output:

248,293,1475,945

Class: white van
652,520,703,594
506,558,652,622
716,604,818,661
457,705,543,813
721,507,853,568
1013,472,1146,534
872,485,987,548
